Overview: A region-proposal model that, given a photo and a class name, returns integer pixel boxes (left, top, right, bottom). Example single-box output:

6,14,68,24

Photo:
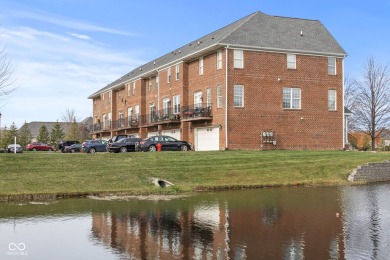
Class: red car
26,142,55,151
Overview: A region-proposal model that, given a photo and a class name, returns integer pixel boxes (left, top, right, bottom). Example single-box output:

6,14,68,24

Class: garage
162,129,181,140
147,132,158,137
195,127,220,151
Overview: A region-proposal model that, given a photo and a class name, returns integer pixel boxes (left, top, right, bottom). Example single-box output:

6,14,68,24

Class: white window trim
233,85,244,107
173,94,180,114
217,86,222,108
328,57,336,75
233,49,244,69
217,50,223,70
328,89,337,111
283,87,301,109
199,58,204,75
167,67,171,83
175,64,179,80
287,54,296,69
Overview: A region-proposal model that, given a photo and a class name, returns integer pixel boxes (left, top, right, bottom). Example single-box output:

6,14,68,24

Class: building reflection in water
89,188,345,259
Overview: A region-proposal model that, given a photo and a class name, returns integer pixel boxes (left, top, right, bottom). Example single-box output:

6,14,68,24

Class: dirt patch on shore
87,194,191,201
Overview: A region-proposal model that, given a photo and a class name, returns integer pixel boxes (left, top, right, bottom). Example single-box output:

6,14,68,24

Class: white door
162,129,181,140
147,132,158,137
195,127,220,151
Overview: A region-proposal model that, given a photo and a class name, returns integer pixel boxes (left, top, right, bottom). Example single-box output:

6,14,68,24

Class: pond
1,184,390,259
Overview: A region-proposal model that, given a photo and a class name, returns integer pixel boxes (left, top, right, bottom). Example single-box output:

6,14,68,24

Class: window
194,91,203,109
149,103,156,123
148,79,151,92
328,90,337,111
134,105,139,121
217,50,223,69
132,82,136,96
108,112,112,127
234,49,243,68
175,64,179,80
206,88,212,107
199,58,204,75
127,107,133,124
108,91,111,104
118,112,124,127
234,85,244,107
287,54,296,69
163,98,170,116
102,114,107,129
217,86,222,108
127,84,130,96
167,67,171,83
283,87,301,109
156,76,159,89
173,95,180,114
328,57,336,75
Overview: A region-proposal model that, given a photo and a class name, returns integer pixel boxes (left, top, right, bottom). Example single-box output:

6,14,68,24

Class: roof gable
89,11,346,98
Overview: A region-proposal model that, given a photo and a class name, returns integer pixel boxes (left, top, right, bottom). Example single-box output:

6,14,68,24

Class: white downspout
225,47,229,150
110,89,113,139
342,58,345,149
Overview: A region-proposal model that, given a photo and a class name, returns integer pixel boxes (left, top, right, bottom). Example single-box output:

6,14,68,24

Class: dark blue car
82,140,108,154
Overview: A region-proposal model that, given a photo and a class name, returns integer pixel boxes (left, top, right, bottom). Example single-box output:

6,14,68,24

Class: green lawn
1,150,389,200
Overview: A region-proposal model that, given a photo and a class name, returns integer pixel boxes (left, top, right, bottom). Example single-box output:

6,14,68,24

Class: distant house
24,117,93,142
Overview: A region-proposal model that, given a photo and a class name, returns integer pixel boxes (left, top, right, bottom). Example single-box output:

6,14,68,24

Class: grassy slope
0,150,389,197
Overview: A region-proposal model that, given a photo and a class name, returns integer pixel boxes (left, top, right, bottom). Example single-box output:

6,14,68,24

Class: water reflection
1,185,390,259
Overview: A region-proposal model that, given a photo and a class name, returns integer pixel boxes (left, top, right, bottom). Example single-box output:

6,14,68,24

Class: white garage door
162,129,181,140
147,132,158,137
195,127,220,151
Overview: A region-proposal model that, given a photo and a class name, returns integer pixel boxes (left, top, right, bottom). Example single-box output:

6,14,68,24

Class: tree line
0,118,91,150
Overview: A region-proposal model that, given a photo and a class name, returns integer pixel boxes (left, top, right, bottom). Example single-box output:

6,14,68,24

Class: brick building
88,11,347,150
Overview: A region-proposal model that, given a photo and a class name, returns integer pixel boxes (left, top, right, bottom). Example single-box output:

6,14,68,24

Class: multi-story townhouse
88,11,347,151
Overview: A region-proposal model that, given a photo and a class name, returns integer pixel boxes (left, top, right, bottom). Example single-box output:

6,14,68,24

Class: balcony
181,103,213,121
139,109,181,126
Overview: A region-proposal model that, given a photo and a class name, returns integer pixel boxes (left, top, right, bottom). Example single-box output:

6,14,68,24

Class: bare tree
344,75,358,131
0,46,15,100
62,108,78,123
354,57,390,150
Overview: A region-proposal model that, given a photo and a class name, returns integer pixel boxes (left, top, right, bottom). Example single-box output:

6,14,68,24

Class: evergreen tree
50,120,65,148
19,121,32,149
37,124,50,144
65,118,81,142
2,122,19,146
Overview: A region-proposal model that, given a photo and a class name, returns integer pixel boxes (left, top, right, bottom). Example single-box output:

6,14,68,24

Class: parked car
26,142,55,151
108,135,135,143
138,135,192,152
107,137,142,153
7,144,23,153
63,143,82,153
59,140,80,152
81,140,108,154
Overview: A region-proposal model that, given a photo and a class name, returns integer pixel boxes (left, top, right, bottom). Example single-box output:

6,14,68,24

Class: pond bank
1,150,389,202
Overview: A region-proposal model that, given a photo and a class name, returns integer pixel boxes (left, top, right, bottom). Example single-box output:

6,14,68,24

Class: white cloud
68,32,91,40
12,10,136,37
0,26,145,128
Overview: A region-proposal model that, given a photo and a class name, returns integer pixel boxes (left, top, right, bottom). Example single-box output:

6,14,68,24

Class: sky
0,0,389,128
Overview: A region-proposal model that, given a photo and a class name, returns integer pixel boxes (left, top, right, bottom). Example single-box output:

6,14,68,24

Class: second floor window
328,90,337,111
283,87,301,109
217,86,222,108
234,85,244,107
173,95,180,114
132,82,136,96
206,88,212,107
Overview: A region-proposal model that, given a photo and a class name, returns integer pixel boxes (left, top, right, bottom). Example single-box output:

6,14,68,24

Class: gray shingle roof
88,11,346,99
